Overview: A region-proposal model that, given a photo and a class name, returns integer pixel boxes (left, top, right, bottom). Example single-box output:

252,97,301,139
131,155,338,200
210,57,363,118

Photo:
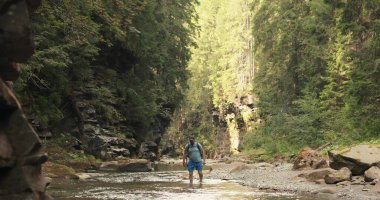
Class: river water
49,170,320,200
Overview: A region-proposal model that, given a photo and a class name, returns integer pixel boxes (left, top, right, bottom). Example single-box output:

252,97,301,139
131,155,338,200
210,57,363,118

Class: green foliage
167,0,255,153
245,0,380,157
15,0,197,140
45,134,101,168
18,0,379,159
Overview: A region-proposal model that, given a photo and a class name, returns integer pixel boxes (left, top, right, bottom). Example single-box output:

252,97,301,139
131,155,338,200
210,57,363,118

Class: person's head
189,135,195,145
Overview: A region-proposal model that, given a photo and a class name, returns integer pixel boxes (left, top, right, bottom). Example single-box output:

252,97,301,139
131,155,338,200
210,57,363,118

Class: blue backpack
185,142,203,158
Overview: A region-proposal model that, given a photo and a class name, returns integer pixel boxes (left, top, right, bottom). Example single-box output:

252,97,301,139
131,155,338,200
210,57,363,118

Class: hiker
182,135,205,184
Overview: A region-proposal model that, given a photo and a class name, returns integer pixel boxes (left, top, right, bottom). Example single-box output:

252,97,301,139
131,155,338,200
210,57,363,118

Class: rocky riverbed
204,160,380,200
44,143,380,200
148,158,379,200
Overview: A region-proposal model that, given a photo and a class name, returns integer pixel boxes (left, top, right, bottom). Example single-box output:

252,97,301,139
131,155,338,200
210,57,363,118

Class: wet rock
351,176,365,185
99,161,118,170
298,168,336,182
110,146,130,157
328,144,380,175
100,159,153,172
336,180,351,187
293,147,328,170
325,167,352,184
312,187,337,194
364,166,380,182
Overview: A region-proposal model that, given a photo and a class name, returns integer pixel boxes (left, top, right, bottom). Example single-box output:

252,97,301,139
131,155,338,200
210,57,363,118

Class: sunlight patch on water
50,171,311,200
74,185,296,200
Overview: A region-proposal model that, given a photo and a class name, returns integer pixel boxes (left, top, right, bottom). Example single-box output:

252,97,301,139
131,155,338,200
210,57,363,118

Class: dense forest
16,0,196,145
167,0,380,159
16,0,379,161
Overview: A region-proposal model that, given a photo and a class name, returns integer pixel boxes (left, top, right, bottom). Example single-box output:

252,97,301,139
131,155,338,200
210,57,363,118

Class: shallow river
49,170,320,200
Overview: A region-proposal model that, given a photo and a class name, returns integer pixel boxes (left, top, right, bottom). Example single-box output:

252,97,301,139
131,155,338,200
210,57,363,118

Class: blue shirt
186,142,203,162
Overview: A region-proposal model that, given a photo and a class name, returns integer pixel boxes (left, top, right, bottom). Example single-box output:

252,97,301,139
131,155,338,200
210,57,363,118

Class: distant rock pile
329,144,380,175
296,145,380,193
327,145,380,187
0,0,50,199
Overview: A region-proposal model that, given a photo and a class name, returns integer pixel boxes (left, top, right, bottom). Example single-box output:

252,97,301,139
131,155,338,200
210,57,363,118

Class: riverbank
202,159,380,200
42,149,380,200
41,128,380,199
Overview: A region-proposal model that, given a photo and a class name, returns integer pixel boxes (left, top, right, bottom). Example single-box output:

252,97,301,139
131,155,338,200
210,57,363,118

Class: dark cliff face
0,0,51,199
35,87,162,162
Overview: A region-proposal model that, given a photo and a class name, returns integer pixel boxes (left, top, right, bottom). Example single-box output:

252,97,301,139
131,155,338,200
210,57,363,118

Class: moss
44,135,101,173
42,162,78,179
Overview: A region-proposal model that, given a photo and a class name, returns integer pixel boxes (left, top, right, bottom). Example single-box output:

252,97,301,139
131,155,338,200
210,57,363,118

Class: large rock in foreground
364,166,380,182
324,167,352,184
298,168,336,182
329,144,380,175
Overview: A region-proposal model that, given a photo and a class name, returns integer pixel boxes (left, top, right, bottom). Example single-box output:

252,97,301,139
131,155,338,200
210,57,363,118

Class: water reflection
49,171,319,200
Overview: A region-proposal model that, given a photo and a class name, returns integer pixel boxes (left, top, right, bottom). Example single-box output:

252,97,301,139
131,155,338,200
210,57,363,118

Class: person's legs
195,162,203,182
189,171,194,184
187,160,195,184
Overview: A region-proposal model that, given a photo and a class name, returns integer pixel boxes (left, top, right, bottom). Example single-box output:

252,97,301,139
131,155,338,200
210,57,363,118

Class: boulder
100,159,153,172
298,168,336,182
0,82,49,200
325,167,352,184
328,144,380,175
125,138,138,148
293,147,328,170
230,164,252,173
110,146,130,157
336,180,351,187
161,143,177,158
139,141,159,161
364,166,380,182
351,176,365,185
85,134,136,160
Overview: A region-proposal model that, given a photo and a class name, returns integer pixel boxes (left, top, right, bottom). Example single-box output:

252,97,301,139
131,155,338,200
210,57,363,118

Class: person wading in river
182,135,206,184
